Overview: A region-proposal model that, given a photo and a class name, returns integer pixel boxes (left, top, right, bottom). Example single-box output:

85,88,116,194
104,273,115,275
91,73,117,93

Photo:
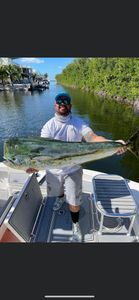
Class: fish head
3,137,49,170
3,138,32,170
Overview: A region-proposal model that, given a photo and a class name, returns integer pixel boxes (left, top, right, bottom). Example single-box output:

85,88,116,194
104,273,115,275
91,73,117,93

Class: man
40,92,126,242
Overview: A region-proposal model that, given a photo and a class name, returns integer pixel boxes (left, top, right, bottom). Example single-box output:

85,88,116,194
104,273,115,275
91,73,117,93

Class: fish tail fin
126,129,139,159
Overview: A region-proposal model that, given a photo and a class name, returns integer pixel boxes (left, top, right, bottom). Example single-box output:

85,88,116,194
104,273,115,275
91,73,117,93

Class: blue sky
14,57,74,80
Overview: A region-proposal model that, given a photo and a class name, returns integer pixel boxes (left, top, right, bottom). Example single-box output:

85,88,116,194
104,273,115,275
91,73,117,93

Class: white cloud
20,58,45,64
58,66,62,69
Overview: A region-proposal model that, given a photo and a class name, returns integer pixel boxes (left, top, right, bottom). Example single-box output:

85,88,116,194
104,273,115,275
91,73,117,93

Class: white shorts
46,166,83,206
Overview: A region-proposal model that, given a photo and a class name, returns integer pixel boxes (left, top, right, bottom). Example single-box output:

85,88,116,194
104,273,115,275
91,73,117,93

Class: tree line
55,58,139,101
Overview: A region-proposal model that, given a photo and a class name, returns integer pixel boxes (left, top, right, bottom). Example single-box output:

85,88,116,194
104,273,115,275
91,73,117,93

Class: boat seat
92,174,137,236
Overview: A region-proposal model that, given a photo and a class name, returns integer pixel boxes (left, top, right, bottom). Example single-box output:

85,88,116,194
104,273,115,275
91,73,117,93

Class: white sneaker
53,196,65,211
72,222,82,242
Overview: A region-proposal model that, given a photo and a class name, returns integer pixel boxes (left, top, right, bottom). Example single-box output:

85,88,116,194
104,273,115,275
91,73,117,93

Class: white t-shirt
41,113,93,175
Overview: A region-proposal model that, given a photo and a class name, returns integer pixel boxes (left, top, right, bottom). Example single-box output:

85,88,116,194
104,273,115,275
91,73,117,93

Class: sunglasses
56,99,71,105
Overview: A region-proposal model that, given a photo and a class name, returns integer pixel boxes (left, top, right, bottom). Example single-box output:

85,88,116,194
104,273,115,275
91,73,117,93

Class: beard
57,105,71,116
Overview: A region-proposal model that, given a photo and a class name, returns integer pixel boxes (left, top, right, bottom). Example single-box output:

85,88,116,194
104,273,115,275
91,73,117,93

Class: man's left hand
116,140,127,155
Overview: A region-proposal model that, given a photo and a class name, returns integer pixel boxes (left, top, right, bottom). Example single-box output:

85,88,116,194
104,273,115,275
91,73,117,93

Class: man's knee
69,204,80,212
46,172,64,197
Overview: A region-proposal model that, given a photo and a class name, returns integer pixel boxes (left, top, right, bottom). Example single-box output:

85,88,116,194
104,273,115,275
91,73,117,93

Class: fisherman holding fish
39,92,126,242
4,91,139,242
22,93,125,242
3,91,127,242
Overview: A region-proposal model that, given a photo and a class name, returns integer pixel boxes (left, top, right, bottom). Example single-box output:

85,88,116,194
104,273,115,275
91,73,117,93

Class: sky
14,57,74,80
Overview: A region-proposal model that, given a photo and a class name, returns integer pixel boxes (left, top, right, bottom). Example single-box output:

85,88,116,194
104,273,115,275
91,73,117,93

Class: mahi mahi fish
3,129,139,171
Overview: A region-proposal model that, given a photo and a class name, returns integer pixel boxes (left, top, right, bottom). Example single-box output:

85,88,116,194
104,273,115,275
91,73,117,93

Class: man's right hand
26,167,39,174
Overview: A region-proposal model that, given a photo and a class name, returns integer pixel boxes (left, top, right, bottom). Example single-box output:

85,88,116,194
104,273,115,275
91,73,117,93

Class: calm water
0,81,139,182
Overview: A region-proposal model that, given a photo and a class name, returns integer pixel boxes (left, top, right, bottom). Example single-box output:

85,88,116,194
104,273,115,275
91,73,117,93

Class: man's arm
82,129,126,154
82,130,110,142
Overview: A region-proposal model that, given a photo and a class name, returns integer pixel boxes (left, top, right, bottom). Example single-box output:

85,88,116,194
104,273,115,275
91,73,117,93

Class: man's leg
46,170,65,210
69,205,80,224
64,166,83,242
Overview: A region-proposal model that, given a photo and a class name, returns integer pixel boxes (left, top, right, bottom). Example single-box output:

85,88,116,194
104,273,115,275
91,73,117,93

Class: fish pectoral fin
30,147,45,153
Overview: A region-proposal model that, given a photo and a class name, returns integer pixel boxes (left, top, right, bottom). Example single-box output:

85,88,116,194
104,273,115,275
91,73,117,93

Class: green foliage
0,64,22,85
8,64,22,82
55,58,139,101
0,65,9,85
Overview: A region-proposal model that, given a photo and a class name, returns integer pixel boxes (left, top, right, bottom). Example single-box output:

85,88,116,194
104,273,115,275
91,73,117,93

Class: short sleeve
81,125,93,136
80,119,94,137
41,122,52,138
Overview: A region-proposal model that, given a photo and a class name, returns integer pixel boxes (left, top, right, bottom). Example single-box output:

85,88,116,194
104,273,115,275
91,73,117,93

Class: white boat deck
0,162,139,243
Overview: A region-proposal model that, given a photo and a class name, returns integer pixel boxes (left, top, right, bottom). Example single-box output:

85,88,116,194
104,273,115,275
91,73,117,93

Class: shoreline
57,82,139,114
95,90,139,114
0,83,30,92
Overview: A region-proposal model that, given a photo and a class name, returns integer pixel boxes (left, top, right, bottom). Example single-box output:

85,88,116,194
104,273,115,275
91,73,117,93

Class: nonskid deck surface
33,191,136,243
33,192,94,243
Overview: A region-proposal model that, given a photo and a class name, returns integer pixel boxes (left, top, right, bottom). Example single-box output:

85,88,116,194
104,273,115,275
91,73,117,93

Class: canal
0,81,139,182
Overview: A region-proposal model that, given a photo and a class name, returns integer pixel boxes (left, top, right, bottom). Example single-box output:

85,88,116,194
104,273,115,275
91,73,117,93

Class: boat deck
0,162,139,243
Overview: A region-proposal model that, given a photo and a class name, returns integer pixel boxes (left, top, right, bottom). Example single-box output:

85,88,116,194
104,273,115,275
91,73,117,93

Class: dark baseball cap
55,92,71,104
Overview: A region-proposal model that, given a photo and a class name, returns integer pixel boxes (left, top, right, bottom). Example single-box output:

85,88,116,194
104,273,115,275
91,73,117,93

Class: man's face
55,101,72,116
